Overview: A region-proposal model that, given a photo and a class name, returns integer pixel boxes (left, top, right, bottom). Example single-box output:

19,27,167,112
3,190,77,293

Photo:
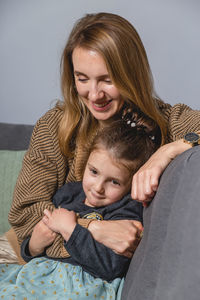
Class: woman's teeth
94,100,112,107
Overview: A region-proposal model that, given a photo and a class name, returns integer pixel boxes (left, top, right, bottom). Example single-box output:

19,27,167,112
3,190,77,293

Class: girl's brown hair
57,12,167,157
90,120,158,175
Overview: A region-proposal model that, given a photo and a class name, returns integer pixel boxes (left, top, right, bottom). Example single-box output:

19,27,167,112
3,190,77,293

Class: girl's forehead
89,148,131,175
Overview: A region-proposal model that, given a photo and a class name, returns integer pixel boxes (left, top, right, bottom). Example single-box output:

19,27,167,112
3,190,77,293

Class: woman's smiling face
72,47,124,125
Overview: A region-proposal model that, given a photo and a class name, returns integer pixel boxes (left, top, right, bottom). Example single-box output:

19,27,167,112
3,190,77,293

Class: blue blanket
0,258,124,299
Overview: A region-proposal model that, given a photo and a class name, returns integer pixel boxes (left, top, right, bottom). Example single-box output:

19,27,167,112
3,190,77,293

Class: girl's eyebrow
87,162,98,170
88,163,123,183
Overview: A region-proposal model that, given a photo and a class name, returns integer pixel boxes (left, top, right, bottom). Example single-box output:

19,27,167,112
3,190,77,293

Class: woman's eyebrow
74,71,87,76
74,71,110,79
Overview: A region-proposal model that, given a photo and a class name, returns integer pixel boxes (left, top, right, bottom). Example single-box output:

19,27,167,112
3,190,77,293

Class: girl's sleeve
65,224,130,281
63,199,142,281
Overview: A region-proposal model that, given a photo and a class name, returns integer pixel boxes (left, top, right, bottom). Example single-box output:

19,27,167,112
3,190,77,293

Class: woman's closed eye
103,78,112,84
74,72,88,82
77,77,88,82
76,76,88,82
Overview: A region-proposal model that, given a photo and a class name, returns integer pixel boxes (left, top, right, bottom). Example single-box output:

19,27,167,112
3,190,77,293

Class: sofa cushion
0,122,34,150
0,150,26,234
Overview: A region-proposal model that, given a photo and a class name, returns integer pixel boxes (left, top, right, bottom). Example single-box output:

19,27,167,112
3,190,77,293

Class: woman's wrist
88,220,104,243
164,139,191,160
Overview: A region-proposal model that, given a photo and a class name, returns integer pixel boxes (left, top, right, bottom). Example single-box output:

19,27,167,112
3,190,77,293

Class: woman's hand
29,220,56,257
42,208,77,241
88,219,143,258
131,139,191,205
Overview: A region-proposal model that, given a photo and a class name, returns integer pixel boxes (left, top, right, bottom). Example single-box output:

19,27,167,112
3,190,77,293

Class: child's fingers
43,209,51,217
42,215,49,225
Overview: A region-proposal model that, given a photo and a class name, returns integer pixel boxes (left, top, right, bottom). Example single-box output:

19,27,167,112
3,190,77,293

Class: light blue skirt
0,258,124,299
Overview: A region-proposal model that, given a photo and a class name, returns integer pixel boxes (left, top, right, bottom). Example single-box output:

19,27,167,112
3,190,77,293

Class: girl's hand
131,139,191,205
29,220,56,257
88,219,143,258
42,208,77,241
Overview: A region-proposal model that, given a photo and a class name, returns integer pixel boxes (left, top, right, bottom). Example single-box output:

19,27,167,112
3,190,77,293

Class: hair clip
122,111,136,125
122,111,156,142
149,135,155,141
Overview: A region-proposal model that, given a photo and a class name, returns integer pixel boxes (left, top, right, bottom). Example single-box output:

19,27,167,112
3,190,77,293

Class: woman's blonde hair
57,12,167,157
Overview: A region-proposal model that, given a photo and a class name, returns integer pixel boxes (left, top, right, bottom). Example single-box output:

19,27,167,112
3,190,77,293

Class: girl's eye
90,168,97,175
111,179,120,186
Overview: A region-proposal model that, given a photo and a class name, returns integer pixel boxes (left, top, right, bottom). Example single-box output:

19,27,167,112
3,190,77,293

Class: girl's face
72,47,124,126
83,148,131,207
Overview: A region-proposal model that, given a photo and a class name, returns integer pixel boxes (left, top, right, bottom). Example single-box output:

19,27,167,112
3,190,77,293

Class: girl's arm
28,220,56,257
21,220,56,261
42,208,77,241
43,205,143,280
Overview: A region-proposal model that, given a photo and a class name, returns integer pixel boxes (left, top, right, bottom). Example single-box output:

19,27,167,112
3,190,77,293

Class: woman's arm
8,108,67,245
131,139,192,204
87,140,193,255
88,219,143,257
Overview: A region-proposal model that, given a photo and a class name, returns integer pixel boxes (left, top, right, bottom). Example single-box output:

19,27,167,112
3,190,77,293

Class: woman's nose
88,83,104,101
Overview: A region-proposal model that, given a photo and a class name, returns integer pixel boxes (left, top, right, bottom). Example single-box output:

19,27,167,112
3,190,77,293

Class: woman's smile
91,99,112,111
72,47,124,125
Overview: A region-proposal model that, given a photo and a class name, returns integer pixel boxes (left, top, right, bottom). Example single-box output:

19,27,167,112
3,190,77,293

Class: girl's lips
90,190,104,200
91,100,112,112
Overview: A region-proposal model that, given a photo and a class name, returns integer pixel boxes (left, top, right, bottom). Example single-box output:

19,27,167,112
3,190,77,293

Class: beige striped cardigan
7,99,200,262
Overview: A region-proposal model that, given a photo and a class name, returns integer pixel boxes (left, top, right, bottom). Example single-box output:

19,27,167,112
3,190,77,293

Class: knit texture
8,100,200,260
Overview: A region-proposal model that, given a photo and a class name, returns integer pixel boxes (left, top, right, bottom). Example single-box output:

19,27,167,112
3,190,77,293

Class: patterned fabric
0,258,124,299
0,234,18,264
7,100,200,260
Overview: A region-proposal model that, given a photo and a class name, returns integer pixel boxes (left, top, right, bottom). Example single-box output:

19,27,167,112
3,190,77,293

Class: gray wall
1,0,199,125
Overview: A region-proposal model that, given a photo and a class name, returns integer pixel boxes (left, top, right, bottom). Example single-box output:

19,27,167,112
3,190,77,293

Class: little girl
0,120,157,299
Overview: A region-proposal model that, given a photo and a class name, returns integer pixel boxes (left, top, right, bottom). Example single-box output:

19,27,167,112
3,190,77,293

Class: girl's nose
94,180,105,194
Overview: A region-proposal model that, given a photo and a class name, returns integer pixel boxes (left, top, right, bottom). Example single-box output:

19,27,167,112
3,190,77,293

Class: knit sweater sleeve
156,99,200,142
8,107,96,259
8,108,67,249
